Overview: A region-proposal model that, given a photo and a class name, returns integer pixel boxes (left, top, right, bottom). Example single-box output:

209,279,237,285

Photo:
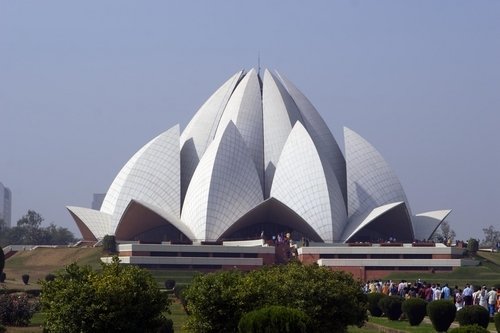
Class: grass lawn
385,252,500,287
477,251,500,266
166,299,189,333
149,269,201,289
368,316,440,332
3,247,102,290
3,248,499,332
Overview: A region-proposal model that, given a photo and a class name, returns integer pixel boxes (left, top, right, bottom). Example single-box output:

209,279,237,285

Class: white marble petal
413,210,452,241
215,69,264,191
271,122,347,242
262,69,302,197
66,206,112,240
181,122,264,241
180,71,244,201
277,71,347,205
345,127,411,219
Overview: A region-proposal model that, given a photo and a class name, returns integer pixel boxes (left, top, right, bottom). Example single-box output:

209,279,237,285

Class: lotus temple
67,69,473,279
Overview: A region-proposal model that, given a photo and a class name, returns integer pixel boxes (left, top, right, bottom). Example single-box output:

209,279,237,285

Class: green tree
102,235,117,253
184,262,367,333
40,257,170,333
432,221,456,243
16,210,44,244
44,223,76,245
481,225,500,249
0,210,75,246
467,238,479,254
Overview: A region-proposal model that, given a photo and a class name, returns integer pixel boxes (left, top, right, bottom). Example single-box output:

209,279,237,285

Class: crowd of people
363,280,499,316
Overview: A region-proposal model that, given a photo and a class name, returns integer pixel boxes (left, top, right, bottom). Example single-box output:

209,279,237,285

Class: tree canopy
40,257,170,333
184,262,367,333
432,221,456,243
481,225,500,249
0,210,75,246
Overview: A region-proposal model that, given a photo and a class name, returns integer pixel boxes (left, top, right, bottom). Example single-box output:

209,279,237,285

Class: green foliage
238,305,310,333
102,235,116,254
45,273,55,282
467,238,479,254
366,293,386,317
427,300,456,332
0,210,75,246
402,297,427,326
378,296,403,321
157,318,174,333
494,313,500,333
0,323,4,333
432,221,456,243
448,324,490,333
174,284,188,314
184,269,243,332
40,256,170,333
0,292,39,326
164,279,176,290
184,262,367,333
456,305,489,328
21,274,29,285
481,225,500,248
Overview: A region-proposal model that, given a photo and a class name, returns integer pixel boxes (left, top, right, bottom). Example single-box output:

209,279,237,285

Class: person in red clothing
424,284,433,302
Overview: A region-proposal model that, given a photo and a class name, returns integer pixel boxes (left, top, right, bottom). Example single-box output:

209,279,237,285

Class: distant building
92,193,106,210
0,182,12,228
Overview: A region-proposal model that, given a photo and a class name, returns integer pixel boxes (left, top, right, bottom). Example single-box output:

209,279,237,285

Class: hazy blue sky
1,1,499,241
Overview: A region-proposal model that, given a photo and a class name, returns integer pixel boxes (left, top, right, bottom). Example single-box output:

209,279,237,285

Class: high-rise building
0,182,12,228
92,193,106,210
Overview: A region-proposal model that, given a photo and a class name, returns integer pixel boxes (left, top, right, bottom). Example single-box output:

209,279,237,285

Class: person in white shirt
487,287,497,317
455,289,464,311
433,287,442,300
479,286,488,309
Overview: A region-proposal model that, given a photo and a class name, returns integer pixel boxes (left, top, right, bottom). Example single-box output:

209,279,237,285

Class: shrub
427,300,456,332
402,298,427,326
494,313,500,333
367,293,386,317
456,305,489,328
0,273,5,283
0,293,39,326
238,305,310,333
45,273,56,282
21,274,29,285
448,324,490,333
467,238,479,254
40,257,170,333
102,235,117,254
164,279,176,290
0,323,5,333
184,262,367,333
157,318,174,333
378,296,403,320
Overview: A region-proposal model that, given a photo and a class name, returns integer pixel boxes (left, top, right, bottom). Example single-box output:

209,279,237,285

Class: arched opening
218,198,323,242
115,200,191,243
